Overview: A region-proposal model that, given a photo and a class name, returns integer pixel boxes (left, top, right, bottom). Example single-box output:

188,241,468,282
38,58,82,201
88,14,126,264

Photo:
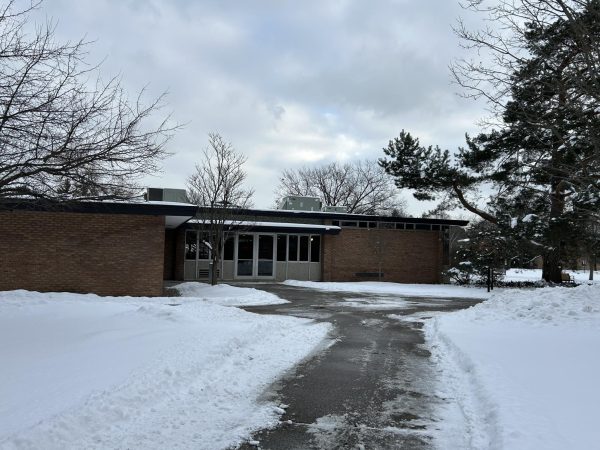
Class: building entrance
235,233,275,279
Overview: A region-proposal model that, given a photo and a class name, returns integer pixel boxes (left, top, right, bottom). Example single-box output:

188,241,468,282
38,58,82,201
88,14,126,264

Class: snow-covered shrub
446,263,475,285
447,221,512,285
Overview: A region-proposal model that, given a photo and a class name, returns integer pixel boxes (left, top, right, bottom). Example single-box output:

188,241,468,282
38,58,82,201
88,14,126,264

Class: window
359,221,368,228
299,236,309,261
258,235,274,276
277,235,287,261
310,236,320,262
331,220,340,226
405,223,415,230
276,234,321,263
238,234,253,259
237,234,253,276
198,232,210,259
223,235,234,260
185,230,197,260
288,235,298,261
395,223,405,230
369,222,377,228
415,224,431,230
258,235,274,259
341,221,358,227
431,224,440,231
380,222,395,229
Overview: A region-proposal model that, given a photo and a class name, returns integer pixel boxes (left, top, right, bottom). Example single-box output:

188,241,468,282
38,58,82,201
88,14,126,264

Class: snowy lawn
424,284,600,449
0,289,330,450
172,281,288,306
505,268,600,283
283,280,490,299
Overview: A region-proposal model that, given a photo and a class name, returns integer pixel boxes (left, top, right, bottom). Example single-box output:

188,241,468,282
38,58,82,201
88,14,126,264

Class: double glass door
236,234,275,278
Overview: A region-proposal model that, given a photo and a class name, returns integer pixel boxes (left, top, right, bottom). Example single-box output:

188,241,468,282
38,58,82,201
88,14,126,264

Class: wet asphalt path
234,284,481,450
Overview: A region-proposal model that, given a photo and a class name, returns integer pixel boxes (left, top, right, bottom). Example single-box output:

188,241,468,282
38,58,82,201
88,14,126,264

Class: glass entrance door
237,234,254,276
257,235,274,276
235,233,275,278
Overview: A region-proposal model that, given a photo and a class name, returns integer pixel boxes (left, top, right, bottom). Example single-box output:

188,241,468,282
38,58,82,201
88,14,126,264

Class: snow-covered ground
423,284,600,449
284,280,490,299
0,289,330,450
172,281,288,306
286,279,599,449
505,268,600,283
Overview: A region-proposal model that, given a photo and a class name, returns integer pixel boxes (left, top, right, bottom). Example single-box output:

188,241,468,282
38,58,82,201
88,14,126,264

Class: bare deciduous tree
0,1,175,203
452,0,600,123
187,133,254,285
275,160,406,215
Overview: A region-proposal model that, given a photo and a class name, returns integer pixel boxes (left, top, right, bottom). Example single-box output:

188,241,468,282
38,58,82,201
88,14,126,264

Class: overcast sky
35,0,486,215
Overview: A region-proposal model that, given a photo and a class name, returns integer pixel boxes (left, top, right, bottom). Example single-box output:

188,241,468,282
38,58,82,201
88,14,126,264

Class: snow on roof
79,199,197,208
188,219,341,231
143,200,197,207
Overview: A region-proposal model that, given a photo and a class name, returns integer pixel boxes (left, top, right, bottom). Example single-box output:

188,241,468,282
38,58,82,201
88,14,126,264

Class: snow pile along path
0,289,330,450
504,268,600,284
424,284,600,450
172,281,288,306
284,280,489,299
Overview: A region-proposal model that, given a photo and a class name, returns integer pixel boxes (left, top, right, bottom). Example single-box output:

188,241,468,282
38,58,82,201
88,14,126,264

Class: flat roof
196,206,469,226
0,199,197,228
0,198,198,217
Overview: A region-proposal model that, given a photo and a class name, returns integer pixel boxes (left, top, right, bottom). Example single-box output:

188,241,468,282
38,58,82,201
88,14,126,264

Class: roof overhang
188,219,341,235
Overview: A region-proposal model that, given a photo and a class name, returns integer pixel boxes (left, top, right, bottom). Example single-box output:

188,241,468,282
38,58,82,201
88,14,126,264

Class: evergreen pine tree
380,3,600,282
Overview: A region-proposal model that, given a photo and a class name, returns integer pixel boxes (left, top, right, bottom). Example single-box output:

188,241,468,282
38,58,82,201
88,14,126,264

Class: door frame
234,232,277,279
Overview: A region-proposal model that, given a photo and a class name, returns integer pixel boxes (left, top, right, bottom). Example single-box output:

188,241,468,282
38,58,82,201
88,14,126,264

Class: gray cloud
32,0,487,214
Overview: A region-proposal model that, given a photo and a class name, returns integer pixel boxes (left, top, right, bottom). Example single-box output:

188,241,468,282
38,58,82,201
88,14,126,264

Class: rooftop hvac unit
280,196,322,211
146,188,189,203
322,205,348,213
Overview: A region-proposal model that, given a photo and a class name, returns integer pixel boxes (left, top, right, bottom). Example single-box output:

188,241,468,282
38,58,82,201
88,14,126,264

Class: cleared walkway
236,283,480,450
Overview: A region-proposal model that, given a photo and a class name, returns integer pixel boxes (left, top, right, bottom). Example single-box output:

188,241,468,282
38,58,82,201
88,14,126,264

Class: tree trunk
542,215,564,283
542,74,568,284
542,247,563,283
542,180,565,283
210,232,223,286
210,253,218,286
590,254,596,281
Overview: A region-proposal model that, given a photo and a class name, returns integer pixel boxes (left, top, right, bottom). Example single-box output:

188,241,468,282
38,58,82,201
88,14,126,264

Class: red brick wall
0,210,165,296
323,229,443,283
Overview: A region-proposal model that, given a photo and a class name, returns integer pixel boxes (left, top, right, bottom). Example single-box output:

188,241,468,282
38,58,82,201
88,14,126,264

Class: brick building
0,195,467,296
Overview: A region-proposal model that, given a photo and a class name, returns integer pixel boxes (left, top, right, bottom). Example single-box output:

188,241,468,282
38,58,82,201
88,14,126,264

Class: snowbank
172,281,288,306
505,268,600,283
284,280,489,299
0,289,330,449
424,284,600,449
